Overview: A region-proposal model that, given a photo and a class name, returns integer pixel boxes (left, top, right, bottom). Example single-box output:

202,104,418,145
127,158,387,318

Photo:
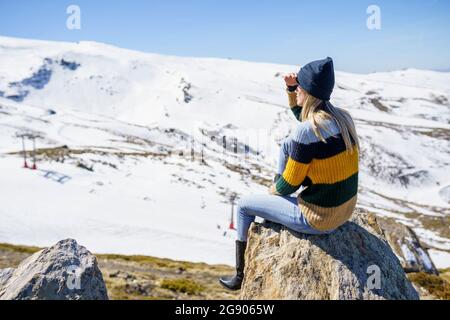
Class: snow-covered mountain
0,36,449,267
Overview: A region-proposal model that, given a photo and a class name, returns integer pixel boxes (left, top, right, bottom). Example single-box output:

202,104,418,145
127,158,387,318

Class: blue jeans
236,195,333,241
237,136,334,241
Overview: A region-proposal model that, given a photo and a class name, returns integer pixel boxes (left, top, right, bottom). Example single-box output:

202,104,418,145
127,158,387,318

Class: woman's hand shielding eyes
284,73,298,87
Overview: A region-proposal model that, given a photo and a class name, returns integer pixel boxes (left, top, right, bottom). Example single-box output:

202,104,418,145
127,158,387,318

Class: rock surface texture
0,239,108,300
240,210,419,300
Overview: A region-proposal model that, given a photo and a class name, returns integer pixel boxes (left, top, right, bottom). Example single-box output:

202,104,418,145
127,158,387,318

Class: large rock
0,239,108,300
240,210,419,300
377,217,438,274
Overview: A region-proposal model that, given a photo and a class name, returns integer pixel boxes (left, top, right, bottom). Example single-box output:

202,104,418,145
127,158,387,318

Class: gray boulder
239,210,419,300
0,239,108,300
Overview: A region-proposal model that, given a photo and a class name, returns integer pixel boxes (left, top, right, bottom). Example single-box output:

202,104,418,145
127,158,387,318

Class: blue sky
0,0,449,73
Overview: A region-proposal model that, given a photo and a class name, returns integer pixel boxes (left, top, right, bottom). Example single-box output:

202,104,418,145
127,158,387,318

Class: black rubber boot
219,240,247,290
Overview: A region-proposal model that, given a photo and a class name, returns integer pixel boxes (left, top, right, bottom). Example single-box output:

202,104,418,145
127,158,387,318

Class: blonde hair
301,92,360,153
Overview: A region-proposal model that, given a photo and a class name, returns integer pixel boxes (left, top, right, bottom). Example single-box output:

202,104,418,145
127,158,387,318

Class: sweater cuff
287,85,298,92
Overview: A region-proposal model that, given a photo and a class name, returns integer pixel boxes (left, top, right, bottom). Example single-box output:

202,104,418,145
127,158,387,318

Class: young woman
219,57,360,291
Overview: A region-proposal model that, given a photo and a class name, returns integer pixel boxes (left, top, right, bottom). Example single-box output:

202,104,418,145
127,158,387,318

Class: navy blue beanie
297,57,335,101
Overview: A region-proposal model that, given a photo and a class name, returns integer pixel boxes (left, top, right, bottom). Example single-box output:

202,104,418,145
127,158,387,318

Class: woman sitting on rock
220,57,360,291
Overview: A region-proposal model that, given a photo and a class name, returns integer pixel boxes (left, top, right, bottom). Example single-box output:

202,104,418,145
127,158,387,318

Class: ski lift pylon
16,132,40,170
229,193,237,230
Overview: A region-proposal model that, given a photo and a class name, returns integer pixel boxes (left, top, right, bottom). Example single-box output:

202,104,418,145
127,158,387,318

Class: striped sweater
274,90,359,231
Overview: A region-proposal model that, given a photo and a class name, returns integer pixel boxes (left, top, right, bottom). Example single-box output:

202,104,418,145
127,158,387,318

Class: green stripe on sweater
299,173,358,207
275,175,301,195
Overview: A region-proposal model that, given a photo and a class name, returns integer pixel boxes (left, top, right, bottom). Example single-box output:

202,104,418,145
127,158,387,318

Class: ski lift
16,132,40,170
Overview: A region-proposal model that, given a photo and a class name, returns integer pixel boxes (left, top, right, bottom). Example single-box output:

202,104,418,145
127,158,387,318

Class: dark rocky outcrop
377,217,438,274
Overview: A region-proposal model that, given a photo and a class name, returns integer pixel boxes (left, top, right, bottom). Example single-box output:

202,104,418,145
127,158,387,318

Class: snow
0,155,249,265
400,243,417,265
428,249,450,269
417,248,435,272
0,36,449,267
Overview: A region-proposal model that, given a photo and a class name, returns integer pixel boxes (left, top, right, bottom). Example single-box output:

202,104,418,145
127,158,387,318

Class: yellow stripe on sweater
282,157,310,186
308,149,359,184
